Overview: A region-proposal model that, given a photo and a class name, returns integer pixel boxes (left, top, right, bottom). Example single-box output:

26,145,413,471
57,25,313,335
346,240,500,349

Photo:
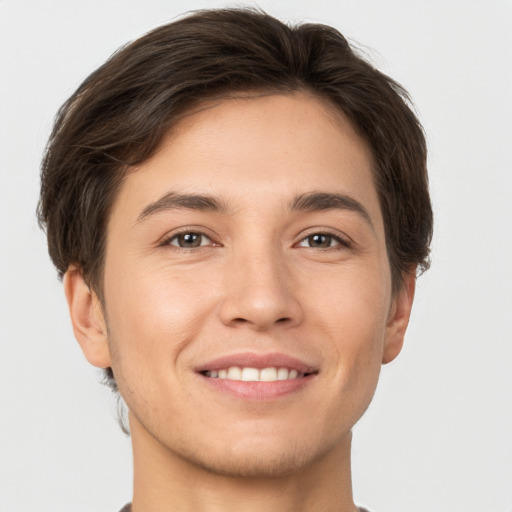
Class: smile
203,366,305,381
196,353,318,400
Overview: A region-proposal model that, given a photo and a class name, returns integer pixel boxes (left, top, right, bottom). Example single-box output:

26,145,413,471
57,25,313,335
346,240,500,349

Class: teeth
227,367,242,380
205,366,303,382
241,367,259,381
277,367,289,380
260,367,278,381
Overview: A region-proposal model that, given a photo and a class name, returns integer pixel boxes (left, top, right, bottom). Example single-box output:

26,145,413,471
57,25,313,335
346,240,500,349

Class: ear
382,271,416,364
63,266,111,368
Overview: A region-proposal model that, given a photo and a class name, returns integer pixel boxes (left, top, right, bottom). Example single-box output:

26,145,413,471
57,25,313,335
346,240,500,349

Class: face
70,93,414,477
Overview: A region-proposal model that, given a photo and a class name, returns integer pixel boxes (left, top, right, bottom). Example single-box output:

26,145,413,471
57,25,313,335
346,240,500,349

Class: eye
296,233,346,249
167,232,213,248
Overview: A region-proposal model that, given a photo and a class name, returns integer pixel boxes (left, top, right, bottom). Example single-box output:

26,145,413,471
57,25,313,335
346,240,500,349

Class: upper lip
195,352,318,374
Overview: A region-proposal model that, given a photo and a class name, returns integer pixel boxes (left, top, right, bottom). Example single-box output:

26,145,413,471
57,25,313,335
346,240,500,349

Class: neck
130,415,357,512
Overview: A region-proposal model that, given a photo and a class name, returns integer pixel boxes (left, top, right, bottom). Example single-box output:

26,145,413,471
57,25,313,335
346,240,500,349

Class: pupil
180,233,200,247
310,234,331,248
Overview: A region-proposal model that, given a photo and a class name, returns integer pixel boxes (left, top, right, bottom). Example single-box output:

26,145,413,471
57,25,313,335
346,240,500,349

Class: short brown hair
38,7,432,388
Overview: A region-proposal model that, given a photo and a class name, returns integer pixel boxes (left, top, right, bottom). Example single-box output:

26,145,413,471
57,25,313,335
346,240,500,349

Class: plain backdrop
0,1,511,511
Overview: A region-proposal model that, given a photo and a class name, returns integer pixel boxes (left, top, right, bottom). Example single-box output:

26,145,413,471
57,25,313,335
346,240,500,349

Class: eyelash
295,231,351,250
161,229,218,249
161,229,351,251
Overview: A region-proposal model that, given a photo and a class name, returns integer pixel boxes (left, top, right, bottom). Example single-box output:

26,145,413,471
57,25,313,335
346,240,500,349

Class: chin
171,432,335,479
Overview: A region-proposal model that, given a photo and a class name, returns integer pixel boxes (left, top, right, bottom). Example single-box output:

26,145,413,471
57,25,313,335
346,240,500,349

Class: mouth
202,366,311,381
196,353,319,399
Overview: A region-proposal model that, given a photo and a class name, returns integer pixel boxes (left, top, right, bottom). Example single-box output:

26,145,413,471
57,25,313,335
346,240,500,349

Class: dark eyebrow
136,192,227,223
136,191,373,229
290,192,374,230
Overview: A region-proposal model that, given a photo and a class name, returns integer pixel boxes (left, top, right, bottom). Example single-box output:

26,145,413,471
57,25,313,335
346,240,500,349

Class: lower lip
199,374,316,400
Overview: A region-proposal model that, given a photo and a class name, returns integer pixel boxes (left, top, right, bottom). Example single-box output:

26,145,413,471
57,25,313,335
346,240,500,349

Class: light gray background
1,1,511,511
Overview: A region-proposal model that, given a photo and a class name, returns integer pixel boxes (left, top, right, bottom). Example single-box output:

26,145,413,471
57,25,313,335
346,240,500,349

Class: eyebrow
290,192,374,230
136,192,228,223
136,190,373,230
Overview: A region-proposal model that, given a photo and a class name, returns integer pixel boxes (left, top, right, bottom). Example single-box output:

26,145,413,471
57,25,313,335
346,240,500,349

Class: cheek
308,260,391,385
309,256,390,337
103,266,220,424
103,260,218,377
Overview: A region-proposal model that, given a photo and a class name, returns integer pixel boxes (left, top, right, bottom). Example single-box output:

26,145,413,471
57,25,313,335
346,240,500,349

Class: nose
218,246,303,331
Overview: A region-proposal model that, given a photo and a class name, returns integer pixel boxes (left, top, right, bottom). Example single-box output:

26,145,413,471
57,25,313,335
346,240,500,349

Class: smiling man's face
69,92,414,478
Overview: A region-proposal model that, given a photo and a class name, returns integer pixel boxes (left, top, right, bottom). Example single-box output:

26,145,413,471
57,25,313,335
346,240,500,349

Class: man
38,7,432,512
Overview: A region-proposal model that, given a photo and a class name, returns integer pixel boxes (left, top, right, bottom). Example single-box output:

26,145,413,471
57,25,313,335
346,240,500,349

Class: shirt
119,505,371,511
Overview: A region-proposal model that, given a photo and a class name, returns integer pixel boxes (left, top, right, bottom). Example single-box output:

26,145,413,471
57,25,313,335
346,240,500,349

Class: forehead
113,92,381,227
166,92,372,175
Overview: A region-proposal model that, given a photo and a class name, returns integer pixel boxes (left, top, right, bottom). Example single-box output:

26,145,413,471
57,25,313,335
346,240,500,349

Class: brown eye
297,233,345,249
307,234,333,248
169,232,210,248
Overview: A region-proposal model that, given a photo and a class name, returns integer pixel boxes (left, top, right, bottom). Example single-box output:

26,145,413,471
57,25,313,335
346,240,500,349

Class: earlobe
63,266,111,368
382,271,416,364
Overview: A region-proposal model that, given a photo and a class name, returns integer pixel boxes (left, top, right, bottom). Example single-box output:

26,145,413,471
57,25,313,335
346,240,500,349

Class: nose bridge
219,236,302,330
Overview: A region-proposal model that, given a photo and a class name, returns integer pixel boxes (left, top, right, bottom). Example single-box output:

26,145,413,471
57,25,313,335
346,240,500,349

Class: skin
64,93,415,512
